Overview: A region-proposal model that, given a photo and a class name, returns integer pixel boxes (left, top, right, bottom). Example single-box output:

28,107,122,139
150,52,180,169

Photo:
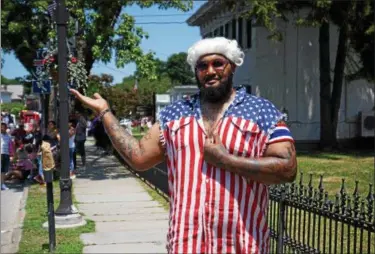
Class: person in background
6,145,34,183
74,112,87,170
68,120,76,179
11,123,26,149
2,112,10,125
40,135,55,183
47,121,60,146
46,120,61,170
1,123,14,190
27,123,45,185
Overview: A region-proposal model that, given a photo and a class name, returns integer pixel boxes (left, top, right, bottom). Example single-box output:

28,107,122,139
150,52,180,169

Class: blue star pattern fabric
158,87,294,145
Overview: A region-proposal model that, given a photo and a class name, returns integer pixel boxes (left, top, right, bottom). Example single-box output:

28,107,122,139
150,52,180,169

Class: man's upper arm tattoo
104,114,144,162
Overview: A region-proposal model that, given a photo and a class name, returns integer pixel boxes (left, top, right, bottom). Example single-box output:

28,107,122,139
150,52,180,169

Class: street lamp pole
55,0,73,215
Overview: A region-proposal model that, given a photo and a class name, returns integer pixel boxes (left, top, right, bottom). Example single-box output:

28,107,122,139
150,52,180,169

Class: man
71,37,297,254
74,112,87,170
1,123,14,190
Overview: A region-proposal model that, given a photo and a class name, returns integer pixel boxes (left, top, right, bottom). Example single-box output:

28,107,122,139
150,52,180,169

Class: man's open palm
70,89,109,114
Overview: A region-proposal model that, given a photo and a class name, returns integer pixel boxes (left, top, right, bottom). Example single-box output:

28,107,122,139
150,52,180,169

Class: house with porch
187,1,374,148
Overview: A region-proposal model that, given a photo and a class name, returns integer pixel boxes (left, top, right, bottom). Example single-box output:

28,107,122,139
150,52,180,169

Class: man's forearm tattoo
103,113,144,162
227,145,297,182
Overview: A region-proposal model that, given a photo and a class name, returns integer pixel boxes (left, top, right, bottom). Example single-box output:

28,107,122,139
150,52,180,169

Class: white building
155,85,200,120
0,84,24,103
0,89,12,103
187,1,374,148
168,85,199,102
155,94,171,120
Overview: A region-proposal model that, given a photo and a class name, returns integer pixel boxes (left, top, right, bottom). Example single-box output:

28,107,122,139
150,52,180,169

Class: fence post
277,185,286,254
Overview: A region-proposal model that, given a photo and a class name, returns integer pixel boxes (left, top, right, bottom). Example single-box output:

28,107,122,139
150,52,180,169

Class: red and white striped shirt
159,88,294,254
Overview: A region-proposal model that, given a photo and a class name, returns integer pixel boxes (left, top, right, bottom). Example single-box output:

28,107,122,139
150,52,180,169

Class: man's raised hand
70,89,109,114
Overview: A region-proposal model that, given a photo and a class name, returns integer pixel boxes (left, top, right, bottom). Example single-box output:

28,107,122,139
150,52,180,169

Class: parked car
119,118,132,126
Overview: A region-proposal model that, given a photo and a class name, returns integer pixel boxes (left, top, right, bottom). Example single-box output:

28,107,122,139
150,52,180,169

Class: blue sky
1,1,206,84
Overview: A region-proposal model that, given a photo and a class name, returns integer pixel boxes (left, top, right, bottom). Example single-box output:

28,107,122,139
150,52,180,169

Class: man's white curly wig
186,37,245,72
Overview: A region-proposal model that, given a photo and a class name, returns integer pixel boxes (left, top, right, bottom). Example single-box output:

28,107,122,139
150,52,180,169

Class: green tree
1,102,25,116
165,52,195,85
86,74,114,97
100,86,139,118
1,0,192,80
1,75,20,85
226,0,374,150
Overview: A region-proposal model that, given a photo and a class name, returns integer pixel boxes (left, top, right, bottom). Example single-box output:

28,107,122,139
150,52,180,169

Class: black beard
196,72,233,104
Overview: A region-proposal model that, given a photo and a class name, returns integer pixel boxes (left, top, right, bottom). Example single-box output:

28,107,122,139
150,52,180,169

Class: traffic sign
32,80,52,94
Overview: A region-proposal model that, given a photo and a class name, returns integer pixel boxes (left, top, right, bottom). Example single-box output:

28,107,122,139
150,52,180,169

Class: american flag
158,87,294,253
47,0,56,17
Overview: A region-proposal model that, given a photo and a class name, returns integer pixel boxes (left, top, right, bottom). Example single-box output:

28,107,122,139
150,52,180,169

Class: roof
187,1,253,27
186,1,212,26
167,85,199,93
1,85,24,100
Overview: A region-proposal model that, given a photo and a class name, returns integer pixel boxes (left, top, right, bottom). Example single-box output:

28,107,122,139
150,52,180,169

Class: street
1,183,27,253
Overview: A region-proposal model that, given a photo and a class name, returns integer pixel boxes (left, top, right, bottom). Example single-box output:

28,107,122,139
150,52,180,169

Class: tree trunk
330,22,349,148
319,22,333,150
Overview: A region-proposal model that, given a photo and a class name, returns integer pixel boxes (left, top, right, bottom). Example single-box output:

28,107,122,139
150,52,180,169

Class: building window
245,85,252,94
232,19,236,41
238,17,243,48
214,28,218,36
224,22,229,38
220,26,224,36
246,18,252,48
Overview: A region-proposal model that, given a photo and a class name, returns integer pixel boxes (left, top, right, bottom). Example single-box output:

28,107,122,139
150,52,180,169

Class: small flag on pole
133,78,138,91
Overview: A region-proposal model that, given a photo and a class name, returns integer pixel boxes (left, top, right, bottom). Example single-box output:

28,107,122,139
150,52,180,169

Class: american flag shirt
158,87,294,254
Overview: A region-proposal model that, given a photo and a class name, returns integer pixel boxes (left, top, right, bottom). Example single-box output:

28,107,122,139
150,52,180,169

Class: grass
18,181,95,254
296,151,373,198
136,179,170,211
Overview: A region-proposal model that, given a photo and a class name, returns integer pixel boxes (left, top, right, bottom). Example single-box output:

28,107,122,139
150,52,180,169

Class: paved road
1,183,27,253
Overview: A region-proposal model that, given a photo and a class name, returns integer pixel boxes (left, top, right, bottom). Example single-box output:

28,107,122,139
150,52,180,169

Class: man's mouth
205,79,220,86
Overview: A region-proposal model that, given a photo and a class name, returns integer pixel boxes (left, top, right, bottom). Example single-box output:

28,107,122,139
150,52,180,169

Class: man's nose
206,64,216,75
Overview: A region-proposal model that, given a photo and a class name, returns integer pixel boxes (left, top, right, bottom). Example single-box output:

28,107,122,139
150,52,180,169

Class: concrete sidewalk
75,141,169,253
1,182,28,254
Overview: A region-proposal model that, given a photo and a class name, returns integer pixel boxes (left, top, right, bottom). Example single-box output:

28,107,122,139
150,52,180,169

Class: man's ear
230,63,236,73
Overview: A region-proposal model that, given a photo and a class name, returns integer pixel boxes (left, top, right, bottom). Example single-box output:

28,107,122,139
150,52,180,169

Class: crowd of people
0,112,88,190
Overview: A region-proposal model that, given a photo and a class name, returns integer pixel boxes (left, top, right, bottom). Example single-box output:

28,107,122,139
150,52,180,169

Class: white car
119,119,133,135
119,118,132,126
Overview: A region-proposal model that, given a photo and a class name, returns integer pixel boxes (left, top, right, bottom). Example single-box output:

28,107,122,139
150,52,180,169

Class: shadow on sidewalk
74,143,134,182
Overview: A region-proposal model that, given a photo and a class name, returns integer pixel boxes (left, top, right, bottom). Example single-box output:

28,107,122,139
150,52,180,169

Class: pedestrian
74,112,87,170
68,120,76,179
70,37,297,254
11,123,26,148
1,123,14,190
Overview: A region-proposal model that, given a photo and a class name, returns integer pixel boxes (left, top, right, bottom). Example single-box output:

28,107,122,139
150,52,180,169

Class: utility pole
54,0,85,227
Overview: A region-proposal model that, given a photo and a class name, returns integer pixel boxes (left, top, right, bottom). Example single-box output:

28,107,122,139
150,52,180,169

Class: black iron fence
268,173,374,254
115,153,374,253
